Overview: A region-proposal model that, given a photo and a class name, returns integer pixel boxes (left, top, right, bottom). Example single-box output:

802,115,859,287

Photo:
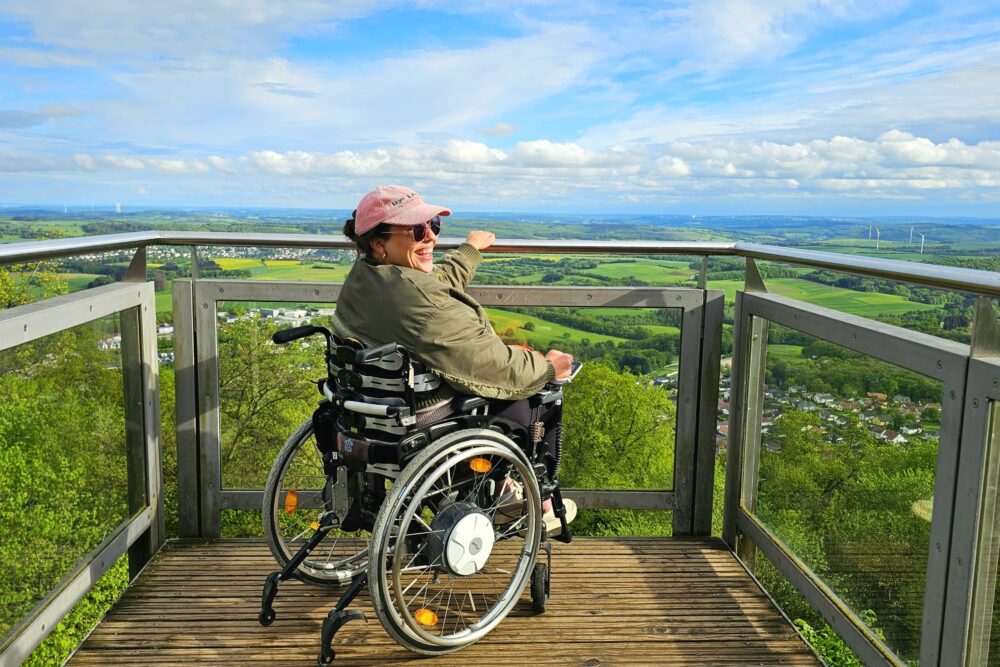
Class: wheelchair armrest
451,395,489,412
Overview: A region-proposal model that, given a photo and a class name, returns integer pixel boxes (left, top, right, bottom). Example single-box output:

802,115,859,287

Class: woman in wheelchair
259,185,579,664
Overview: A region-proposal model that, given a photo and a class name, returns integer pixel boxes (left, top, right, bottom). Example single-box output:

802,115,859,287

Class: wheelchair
257,324,579,665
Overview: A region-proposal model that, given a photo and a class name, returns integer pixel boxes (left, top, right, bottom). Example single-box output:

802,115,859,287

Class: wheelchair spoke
371,433,541,650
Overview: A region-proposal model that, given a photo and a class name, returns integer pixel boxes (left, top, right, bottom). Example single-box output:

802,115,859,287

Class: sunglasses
385,216,442,242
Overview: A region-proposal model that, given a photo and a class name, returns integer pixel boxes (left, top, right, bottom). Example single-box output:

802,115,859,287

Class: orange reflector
414,608,439,627
284,489,298,515
310,521,320,531
469,457,492,474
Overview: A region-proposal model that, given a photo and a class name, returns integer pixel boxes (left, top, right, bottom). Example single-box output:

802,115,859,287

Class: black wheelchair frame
257,324,575,665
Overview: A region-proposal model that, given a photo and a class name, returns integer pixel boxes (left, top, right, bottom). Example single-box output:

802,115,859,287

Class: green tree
561,363,676,490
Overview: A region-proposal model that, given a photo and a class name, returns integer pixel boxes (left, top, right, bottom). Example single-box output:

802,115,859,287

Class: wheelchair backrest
325,337,441,441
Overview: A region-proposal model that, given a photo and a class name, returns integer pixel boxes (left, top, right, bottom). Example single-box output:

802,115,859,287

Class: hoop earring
381,251,387,260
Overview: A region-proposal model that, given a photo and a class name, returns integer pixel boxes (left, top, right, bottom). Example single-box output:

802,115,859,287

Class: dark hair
343,209,391,260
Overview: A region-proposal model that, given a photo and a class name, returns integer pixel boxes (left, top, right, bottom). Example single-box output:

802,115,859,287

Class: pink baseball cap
354,185,451,235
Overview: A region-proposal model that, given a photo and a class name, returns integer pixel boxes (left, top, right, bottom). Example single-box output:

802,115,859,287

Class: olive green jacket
331,243,555,407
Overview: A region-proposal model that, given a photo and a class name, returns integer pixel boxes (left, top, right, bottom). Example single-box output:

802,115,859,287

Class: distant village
715,372,941,453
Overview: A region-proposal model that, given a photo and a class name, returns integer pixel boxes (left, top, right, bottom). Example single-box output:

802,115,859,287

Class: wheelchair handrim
377,437,541,648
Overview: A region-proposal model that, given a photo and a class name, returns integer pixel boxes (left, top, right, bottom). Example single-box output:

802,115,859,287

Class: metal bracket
971,296,1000,359
123,247,147,282
744,258,767,293
190,246,200,280
333,466,350,520
698,257,708,289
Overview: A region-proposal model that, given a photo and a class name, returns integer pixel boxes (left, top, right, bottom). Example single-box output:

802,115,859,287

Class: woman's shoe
544,498,577,536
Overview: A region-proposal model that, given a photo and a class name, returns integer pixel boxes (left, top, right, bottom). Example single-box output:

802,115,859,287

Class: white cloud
442,140,507,164
510,140,594,167
102,155,145,170
655,156,691,177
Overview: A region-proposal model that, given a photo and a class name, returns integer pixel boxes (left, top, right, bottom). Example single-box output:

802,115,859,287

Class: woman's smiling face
375,221,439,273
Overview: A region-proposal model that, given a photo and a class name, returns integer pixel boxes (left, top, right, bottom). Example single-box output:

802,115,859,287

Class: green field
485,308,628,348
767,344,805,362
577,259,696,283
709,278,937,316
63,273,104,291
215,258,352,281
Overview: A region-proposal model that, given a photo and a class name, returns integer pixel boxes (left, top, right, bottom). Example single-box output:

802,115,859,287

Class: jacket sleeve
432,243,481,290
412,294,555,400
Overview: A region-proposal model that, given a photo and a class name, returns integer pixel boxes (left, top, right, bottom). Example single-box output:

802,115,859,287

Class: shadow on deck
69,538,818,666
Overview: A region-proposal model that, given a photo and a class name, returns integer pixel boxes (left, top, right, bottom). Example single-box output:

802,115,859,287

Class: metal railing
0,279,163,665
0,230,998,666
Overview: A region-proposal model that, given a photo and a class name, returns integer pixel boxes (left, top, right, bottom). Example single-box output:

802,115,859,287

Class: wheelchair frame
257,324,574,665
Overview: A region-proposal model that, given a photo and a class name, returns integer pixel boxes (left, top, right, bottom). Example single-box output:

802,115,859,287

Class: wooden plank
70,538,818,666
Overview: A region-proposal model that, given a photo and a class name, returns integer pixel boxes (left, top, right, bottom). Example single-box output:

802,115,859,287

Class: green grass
708,278,937,316
485,308,629,348
767,344,804,362
577,259,696,283
63,273,104,291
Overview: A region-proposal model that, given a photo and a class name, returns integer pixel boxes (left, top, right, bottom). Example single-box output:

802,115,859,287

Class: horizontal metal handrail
2,230,997,297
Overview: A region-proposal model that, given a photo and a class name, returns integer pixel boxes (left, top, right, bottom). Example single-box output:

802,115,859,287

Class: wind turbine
875,227,881,250
920,233,926,254
909,226,914,244
868,225,873,241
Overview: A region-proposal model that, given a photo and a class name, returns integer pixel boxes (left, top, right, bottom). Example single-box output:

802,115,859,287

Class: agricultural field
574,258,696,283
766,344,805,363
215,258,351,281
485,308,629,348
62,273,104,291
708,278,938,316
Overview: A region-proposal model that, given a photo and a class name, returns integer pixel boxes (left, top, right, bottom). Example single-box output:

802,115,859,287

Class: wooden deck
70,538,818,666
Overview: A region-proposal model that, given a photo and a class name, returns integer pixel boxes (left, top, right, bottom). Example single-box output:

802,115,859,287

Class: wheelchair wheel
369,428,542,655
531,563,548,614
263,418,368,586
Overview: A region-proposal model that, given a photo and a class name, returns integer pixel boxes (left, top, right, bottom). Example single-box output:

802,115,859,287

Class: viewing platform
69,539,817,666
2,231,999,666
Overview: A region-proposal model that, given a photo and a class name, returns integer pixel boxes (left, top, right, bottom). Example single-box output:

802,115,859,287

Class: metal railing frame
0,281,163,665
1,230,999,665
172,279,723,537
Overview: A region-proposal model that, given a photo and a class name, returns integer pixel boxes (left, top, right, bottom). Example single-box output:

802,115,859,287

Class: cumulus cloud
442,140,507,164
510,140,595,167
656,156,691,177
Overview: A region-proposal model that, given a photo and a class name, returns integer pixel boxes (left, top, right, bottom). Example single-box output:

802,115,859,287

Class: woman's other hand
545,349,574,379
465,230,496,250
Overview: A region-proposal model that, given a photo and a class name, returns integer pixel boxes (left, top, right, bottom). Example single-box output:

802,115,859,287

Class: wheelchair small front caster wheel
258,609,276,626
531,562,549,614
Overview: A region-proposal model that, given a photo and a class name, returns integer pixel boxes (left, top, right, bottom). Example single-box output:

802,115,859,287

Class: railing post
942,298,1000,666
173,279,201,537
193,280,223,537
723,290,768,568
119,283,164,578
692,289,724,536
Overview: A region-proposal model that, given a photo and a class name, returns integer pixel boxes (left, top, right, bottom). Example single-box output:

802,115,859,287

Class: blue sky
1,1,999,215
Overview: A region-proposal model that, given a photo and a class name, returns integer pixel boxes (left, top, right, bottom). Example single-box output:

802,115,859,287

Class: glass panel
970,399,1000,665
218,302,327,491
754,324,942,664
0,315,130,639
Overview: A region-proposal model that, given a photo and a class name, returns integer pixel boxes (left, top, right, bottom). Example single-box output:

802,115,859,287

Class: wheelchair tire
263,418,368,586
531,562,548,614
368,428,542,655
